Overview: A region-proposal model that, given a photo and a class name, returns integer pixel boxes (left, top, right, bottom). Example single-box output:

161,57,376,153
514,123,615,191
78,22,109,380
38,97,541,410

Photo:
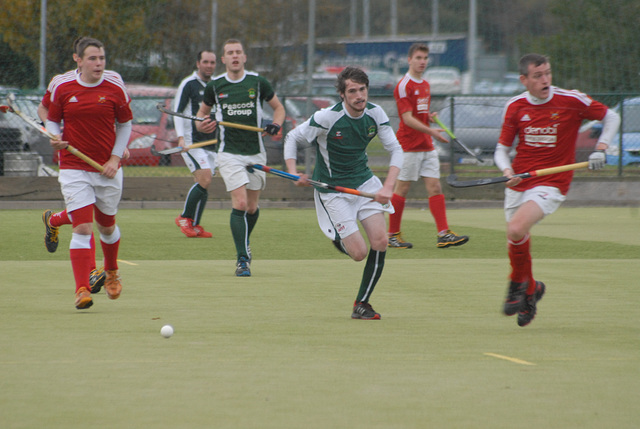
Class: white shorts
504,186,566,222
314,176,394,239
181,148,217,174
398,151,440,181
217,151,267,192
58,169,123,215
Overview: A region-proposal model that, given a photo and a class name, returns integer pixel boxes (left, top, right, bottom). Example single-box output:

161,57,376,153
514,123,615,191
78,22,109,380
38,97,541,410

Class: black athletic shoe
388,232,413,249
42,210,60,253
235,256,251,277
503,281,528,316
351,301,381,320
517,281,546,327
437,230,469,248
89,267,106,294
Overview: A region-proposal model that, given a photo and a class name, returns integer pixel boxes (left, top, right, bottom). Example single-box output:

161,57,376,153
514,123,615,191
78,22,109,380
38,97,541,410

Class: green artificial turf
0,207,638,428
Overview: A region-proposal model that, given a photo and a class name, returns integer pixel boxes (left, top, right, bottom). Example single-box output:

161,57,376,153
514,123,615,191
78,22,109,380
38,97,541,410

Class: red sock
70,248,92,293
49,210,71,227
508,234,534,291
429,194,448,233
388,193,405,234
101,239,120,271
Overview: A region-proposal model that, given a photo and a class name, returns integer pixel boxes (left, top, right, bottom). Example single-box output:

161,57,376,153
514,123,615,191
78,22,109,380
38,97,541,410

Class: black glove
264,123,281,136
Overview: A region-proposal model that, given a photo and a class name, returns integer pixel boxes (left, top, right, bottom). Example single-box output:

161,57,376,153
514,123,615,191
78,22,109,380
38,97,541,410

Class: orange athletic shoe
193,225,213,238
75,287,93,310
104,270,122,300
175,216,198,237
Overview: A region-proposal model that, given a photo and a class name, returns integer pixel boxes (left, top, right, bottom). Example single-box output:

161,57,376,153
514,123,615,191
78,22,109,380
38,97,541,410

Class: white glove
588,150,606,170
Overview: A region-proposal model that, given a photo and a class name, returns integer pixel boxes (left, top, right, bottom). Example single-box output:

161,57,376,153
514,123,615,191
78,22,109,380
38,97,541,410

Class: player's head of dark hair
197,50,216,62
519,54,549,76
73,37,104,58
408,43,429,58
335,66,369,95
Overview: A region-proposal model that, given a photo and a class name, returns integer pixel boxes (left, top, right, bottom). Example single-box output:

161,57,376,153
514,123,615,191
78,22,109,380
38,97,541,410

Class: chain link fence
1,1,638,179
1,91,639,178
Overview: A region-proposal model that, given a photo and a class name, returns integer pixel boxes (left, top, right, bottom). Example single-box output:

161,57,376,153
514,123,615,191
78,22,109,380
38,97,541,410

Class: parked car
493,73,522,95
125,84,181,167
10,95,52,161
473,73,522,95
600,97,640,165
575,119,601,162
433,96,511,162
0,100,27,175
51,84,182,167
365,69,396,96
262,96,338,164
0,92,53,175
280,68,396,97
279,72,339,97
580,96,640,166
425,66,462,95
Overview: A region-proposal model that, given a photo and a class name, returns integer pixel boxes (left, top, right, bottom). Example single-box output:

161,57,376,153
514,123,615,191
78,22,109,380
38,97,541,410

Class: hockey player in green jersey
284,66,403,320
196,39,285,277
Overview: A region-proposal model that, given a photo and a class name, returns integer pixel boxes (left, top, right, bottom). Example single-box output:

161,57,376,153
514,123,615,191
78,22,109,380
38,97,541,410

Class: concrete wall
1,176,638,209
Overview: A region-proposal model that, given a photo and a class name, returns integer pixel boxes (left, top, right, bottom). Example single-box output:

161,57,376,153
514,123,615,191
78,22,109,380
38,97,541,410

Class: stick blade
446,174,508,188
452,138,484,163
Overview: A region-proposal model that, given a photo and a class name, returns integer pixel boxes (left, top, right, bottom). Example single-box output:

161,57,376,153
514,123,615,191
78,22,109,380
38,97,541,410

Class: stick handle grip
529,162,589,178
331,186,377,199
185,139,218,150
66,145,104,172
250,164,377,199
253,164,301,180
219,121,264,133
433,116,456,139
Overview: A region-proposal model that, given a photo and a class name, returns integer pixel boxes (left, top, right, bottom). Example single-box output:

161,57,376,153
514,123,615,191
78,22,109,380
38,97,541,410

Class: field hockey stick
150,139,218,156
446,161,590,188
156,103,264,132
432,116,484,162
247,164,377,199
5,94,104,172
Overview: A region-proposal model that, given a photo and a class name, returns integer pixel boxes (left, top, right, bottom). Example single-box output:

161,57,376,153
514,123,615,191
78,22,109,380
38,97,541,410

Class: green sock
246,207,259,236
230,208,249,260
182,184,207,222
193,185,208,225
356,250,386,303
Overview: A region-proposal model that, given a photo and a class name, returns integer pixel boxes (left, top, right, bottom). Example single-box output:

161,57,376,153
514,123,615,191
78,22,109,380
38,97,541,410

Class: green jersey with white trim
203,71,275,155
294,101,399,191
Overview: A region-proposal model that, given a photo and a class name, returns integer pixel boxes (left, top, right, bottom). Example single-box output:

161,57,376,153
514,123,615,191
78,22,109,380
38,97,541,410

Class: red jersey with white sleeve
41,69,78,110
498,86,608,194
394,74,434,152
47,70,132,171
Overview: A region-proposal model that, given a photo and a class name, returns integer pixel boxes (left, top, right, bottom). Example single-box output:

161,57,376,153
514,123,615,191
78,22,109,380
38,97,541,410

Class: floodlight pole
363,0,370,38
304,0,316,174
211,0,217,50
468,0,477,93
390,0,397,37
39,0,47,91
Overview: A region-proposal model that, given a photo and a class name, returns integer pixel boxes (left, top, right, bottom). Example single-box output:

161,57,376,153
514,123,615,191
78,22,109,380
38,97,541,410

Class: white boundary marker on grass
484,352,536,366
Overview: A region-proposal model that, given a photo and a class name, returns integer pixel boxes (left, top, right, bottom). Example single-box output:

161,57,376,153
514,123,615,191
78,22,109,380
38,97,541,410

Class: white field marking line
484,352,536,366
117,259,138,266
